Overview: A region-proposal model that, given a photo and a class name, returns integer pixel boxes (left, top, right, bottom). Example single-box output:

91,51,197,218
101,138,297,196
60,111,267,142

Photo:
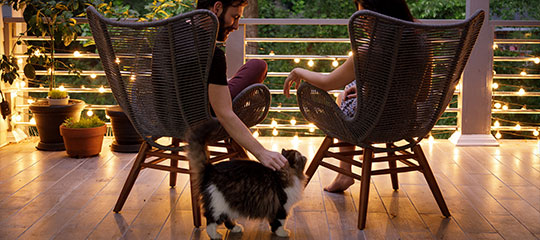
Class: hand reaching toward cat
255,149,288,171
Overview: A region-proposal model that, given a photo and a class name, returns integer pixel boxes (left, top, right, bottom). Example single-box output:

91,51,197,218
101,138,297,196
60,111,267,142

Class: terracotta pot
30,99,85,151
47,96,70,105
60,124,107,158
106,106,143,153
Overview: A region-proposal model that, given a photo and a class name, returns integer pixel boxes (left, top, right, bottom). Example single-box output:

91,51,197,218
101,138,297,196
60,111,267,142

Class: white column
449,0,499,146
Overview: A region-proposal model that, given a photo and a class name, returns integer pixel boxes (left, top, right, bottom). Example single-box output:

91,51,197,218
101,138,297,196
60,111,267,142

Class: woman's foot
324,174,354,192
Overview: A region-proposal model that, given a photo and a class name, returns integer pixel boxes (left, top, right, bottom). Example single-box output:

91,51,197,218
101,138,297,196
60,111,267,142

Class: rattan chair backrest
349,10,484,144
86,6,218,150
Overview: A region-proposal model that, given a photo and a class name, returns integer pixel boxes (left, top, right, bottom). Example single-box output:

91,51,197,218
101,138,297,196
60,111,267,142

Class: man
197,0,287,171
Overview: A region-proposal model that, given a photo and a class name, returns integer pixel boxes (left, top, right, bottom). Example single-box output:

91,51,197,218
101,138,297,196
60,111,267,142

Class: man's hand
342,84,357,101
255,149,288,171
283,68,302,98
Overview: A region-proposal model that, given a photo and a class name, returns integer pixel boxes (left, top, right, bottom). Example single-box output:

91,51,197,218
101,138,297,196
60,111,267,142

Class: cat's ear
281,149,286,155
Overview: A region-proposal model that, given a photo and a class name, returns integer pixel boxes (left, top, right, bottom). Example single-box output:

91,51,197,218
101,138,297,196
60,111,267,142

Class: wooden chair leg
170,138,181,188
114,142,151,212
413,145,450,217
227,138,249,160
386,143,399,190
358,147,373,230
304,136,333,187
189,171,202,227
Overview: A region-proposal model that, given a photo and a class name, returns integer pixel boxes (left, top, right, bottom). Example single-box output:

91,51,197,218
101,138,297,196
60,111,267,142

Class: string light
294,58,300,63
99,86,105,93
494,102,502,109
115,58,121,64
269,51,275,56
332,59,339,67
27,99,34,104
253,130,259,138
30,118,36,124
15,114,22,122
428,134,435,143
308,123,315,133
34,49,41,56
502,105,508,110
17,58,23,64
58,85,65,91
533,57,540,64
307,60,314,67
348,51,353,57
130,75,136,81
333,93,339,97
514,123,521,130
81,85,85,89
493,43,498,50
271,118,278,127
87,110,94,117
272,128,278,136
333,138,339,144
73,51,82,57
520,71,527,76
518,88,525,96
492,82,499,89
292,133,299,144
495,131,502,139
90,74,97,79
105,114,110,120
533,129,539,137
494,120,500,128
47,68,53,74
455,84,461,91
290,118,296,126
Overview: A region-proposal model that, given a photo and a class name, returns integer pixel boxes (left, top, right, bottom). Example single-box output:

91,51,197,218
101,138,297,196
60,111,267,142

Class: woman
283,0,415,192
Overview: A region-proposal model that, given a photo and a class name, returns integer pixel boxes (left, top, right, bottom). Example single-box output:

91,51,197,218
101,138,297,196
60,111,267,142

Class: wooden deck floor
0,137,539,240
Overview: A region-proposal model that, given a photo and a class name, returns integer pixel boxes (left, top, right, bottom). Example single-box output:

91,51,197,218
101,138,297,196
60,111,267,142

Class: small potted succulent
60,115,107,158
47,89,70,105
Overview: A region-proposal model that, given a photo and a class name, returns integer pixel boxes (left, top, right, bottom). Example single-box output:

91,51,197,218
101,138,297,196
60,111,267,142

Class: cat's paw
207,231,223,240
206,224,223,239
274,227,290,237
230,224,244,233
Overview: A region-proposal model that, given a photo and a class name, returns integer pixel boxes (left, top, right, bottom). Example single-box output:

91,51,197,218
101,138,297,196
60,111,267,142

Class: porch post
449,0,499,146
225,24,246,78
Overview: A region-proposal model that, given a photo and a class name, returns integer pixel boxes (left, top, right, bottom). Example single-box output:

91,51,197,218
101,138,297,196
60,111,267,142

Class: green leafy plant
62,115,104,128
48,89,68,99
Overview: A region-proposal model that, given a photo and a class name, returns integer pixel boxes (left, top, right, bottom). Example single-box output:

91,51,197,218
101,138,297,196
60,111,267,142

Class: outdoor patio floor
0,137,539,239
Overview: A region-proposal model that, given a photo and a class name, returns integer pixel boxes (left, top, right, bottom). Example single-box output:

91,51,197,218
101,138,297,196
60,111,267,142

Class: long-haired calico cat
187,120,307,239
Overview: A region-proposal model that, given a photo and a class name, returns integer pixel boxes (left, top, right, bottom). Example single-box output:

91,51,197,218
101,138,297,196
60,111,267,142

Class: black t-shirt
208,47,228,86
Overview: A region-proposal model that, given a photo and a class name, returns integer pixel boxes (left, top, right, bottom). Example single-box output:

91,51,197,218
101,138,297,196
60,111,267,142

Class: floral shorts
340,82,357,118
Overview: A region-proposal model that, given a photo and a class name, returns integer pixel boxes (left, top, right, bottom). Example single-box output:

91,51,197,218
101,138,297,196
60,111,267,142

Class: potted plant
106,106,142,153
47,89,70,105
60,115,106,158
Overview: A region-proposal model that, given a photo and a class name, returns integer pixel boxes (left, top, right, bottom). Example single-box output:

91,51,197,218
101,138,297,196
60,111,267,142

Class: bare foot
324,174,354,192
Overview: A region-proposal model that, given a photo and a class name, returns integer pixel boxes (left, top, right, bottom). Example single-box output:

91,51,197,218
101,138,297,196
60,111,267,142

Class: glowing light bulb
47,68,53,74
253,130,259,138
271,119,278,127
115,58,121,64
428,135,435,143
90,74,97,79
533,129,539,137
269,51,275,56
99,86,105,93
73,51,82,57
293,134,299,143
518,88,525,96
130,75,136,81
494,103,501,109
333,93,339,97
332,59,339,67
494,120,500,128
533,57,540,64
15,115,22,122
514,123,521,130
27,99,35,104
294,58,300,63
495,131,502,139
502,105,508,110
58,85,65,91
308,123,315,133
348,51,353,57
19,81,26,88
520,71,527,76
455,84,461,91
17,58,23,64
81,85,85,89
290,118,296,126
493,43,498,50
105,115,110,120
87,110,94,117
272,128,278,136
34,49,41,56
30,118,36,124
492,83,498,89
307,60,314,67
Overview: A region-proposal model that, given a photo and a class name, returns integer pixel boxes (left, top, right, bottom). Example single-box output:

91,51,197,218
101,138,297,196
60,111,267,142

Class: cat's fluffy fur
187,120,307,239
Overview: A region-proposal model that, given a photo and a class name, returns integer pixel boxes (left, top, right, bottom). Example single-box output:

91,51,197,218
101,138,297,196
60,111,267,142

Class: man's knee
246,59,267,83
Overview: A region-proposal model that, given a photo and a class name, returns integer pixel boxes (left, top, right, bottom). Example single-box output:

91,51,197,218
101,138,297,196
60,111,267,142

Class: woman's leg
228,59,268,99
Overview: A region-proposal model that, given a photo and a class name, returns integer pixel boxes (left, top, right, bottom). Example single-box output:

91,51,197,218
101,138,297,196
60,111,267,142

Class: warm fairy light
333,93,339,97
87,110,94,117
333,138,339,144
47,68,53,74
271,118,278,127
521,105,527,110
533,57,540,64
90,74,97,79
269,51,275,56
81,85,85,89
492,43,498,50
30,118,36,124
27,99,34,104
518,88,525,96
290,118,296,126
494,120,500,128
130,75,136,81
115,58,121,64
253,130,259,138
293,133,299,143
428,135,435,143
58,85,65,91
455,84,461,91
73,51,82,57
348,51,353,57
493,70,497,75
19,81,26,88
494,102,501,109
533,129,539,137
495,131,502,139
308,123,315,132
492,83,498,89
272,128,278,136
99,86,106,93
520,71,527,76
34,49,41,56
15,114,22,122
105,114,110,120
17,58,23,64
502,105,508,110
12,91,18,97
294,58,300,63
39,84,44,88
307,60,314,67
514,123,521,130
332,59,339,67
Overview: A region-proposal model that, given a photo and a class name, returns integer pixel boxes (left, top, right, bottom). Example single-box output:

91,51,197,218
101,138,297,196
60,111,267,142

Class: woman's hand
254,149,288,171
283,68,302,98
342,84,357,102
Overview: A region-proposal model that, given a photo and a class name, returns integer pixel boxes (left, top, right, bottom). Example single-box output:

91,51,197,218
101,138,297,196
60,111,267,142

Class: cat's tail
186,119,221,176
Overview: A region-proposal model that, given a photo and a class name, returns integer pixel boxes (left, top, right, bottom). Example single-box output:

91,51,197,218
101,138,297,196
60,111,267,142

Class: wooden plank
498,199,540,234
380,196,431,235
420,213,467,239
469,174,521,200
467,232,504,240
510,185,540,211
484,214,537,240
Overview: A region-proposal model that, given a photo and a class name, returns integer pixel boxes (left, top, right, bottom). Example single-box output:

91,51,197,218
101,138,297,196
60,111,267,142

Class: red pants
228,59,268,99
